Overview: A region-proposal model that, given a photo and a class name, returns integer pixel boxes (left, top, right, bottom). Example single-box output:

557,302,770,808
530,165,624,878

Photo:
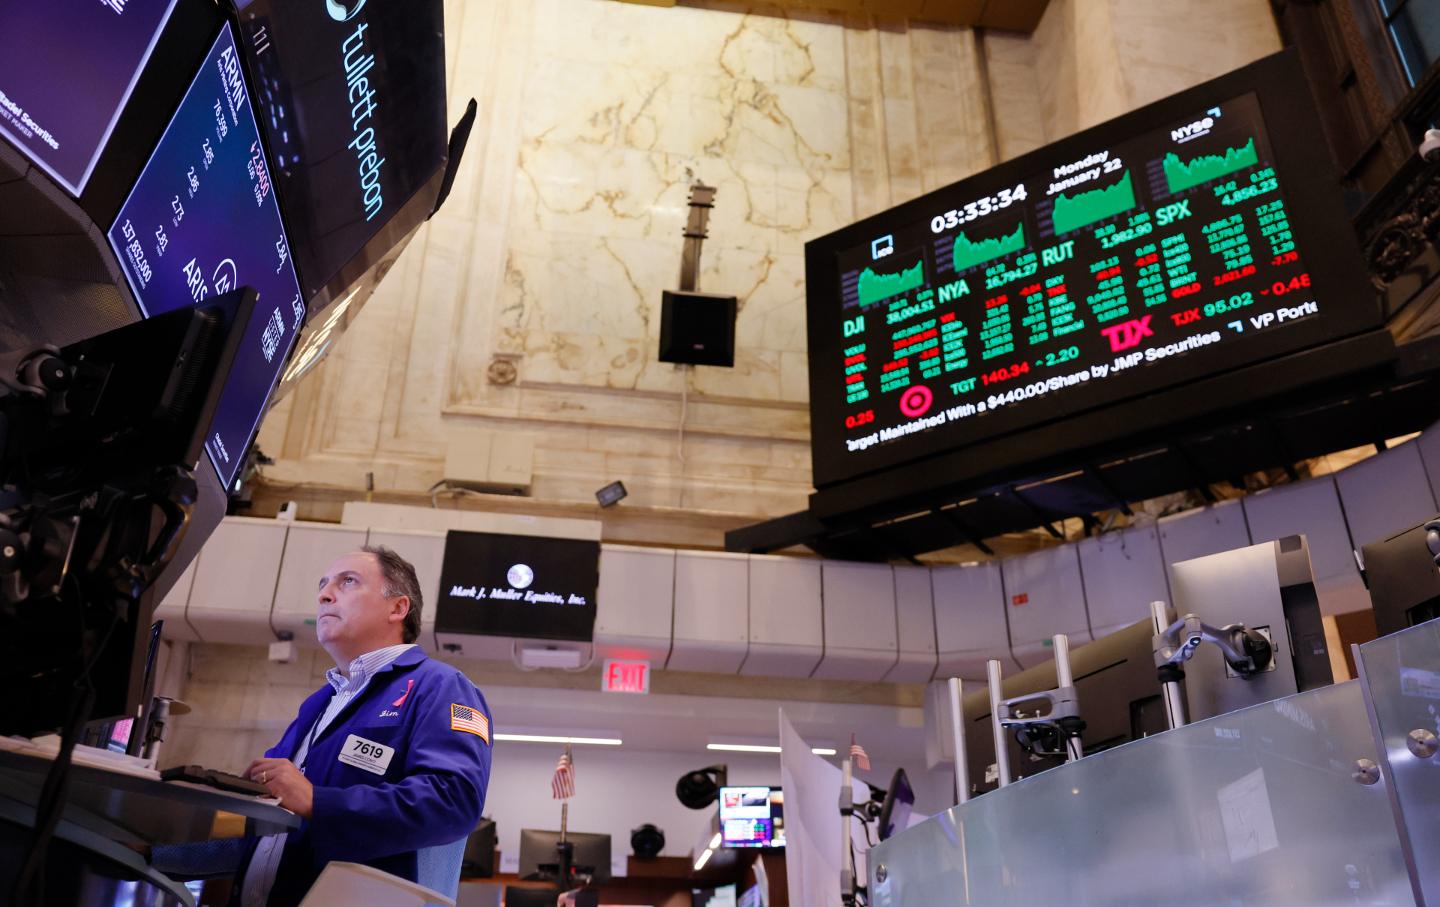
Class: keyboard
160,764,271,797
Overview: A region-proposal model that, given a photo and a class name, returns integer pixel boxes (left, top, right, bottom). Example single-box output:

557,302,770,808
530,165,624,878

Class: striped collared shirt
241,643,418,907
295,643,418,767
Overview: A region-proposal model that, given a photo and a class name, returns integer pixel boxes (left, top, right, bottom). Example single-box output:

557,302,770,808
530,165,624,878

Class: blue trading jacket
243,647,492,907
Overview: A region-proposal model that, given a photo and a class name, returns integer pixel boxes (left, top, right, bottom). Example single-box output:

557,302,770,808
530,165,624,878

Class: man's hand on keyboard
246,758,313,818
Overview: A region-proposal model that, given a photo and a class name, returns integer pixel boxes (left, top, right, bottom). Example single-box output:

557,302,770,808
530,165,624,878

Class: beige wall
257,0,1281,544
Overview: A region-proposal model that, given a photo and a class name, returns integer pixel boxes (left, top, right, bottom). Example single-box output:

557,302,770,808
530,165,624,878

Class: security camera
1420,128,1440,163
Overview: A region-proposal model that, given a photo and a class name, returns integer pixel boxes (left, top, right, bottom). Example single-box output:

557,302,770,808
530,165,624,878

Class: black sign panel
230,0,447,299
806,52,1379,489
436,531,599,643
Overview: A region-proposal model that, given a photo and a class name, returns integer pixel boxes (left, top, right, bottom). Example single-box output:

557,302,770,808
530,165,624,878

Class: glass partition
869,680,1414,906
1356,618,1440,906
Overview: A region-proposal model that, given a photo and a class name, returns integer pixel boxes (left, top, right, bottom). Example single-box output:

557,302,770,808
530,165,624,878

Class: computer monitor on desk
1169,535,1331,721
717,786,785,848
961,619,1165,796
517,829,612,884
461,817,497,878
1361,516,1440,637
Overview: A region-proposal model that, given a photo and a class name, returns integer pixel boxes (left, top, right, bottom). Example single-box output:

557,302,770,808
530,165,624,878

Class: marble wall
257,0,1281,543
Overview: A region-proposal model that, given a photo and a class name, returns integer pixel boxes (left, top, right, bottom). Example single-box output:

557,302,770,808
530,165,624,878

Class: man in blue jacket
237,545,492,906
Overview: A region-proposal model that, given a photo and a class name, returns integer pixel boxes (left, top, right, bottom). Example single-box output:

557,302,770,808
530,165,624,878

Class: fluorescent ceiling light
694,848,713,871
709,832,722,850
706,742,837,755
494,733,622,746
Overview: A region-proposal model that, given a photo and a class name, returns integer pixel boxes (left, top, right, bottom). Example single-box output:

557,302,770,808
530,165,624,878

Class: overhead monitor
805,51,1379,489
0,0,177,195
229,0,449,301
435,531,600,643
718,786,785,848
104,21,304,490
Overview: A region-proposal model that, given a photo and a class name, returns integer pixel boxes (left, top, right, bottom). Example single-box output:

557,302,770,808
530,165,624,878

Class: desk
0,747,298,844
458,853,784,907
0,747,298,906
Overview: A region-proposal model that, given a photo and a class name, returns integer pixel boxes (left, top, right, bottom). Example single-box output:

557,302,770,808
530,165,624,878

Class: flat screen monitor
104,21,304,491
1361,516,1440,638
805,51,1379,489
718,786,785,848
0,291,260,734
961,620,1166,797
876,767,914,841
517,829,612,884
230,0,448,300
92,618,161,752
435,531,599,642
461,817,496,879
0,0,176,195
1170,535,1330,721
106,718,136,754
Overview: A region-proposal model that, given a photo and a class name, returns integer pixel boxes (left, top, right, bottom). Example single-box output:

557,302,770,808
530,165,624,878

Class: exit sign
602,659,651,694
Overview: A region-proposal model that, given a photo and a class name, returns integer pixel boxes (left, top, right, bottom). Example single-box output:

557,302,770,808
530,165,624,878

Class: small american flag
450,703,491,743
849,733,871,772
551,745,575,800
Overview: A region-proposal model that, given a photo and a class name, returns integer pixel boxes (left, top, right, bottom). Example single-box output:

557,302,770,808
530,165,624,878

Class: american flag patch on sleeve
451,703,491,743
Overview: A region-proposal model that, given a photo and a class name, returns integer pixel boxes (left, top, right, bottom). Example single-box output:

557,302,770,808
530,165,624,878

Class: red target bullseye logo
898,384,933,418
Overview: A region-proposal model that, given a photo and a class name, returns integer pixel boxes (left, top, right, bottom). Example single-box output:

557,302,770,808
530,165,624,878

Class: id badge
337,734,395,775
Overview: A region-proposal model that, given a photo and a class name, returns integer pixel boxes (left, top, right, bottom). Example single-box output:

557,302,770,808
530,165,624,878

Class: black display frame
805,50,1383,490
434,530,600,643
226,0,449,305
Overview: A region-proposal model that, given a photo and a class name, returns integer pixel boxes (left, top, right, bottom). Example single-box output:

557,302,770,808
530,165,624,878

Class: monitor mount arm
996,685,1085,761
1153,614,1274,679
678,182,715,293
995,634,1086,763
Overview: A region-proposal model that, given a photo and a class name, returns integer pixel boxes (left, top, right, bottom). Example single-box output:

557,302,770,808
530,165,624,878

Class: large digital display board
806,53,1379,489
107,22,304,490
0,0,176,195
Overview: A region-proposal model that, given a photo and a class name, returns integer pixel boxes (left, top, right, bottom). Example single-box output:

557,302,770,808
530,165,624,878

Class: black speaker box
658,290,736,367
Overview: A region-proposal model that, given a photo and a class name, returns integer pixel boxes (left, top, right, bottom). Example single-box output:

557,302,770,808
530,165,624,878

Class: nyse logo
325,0,368,21
1170,116,1214,143
1101,315,1154,352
